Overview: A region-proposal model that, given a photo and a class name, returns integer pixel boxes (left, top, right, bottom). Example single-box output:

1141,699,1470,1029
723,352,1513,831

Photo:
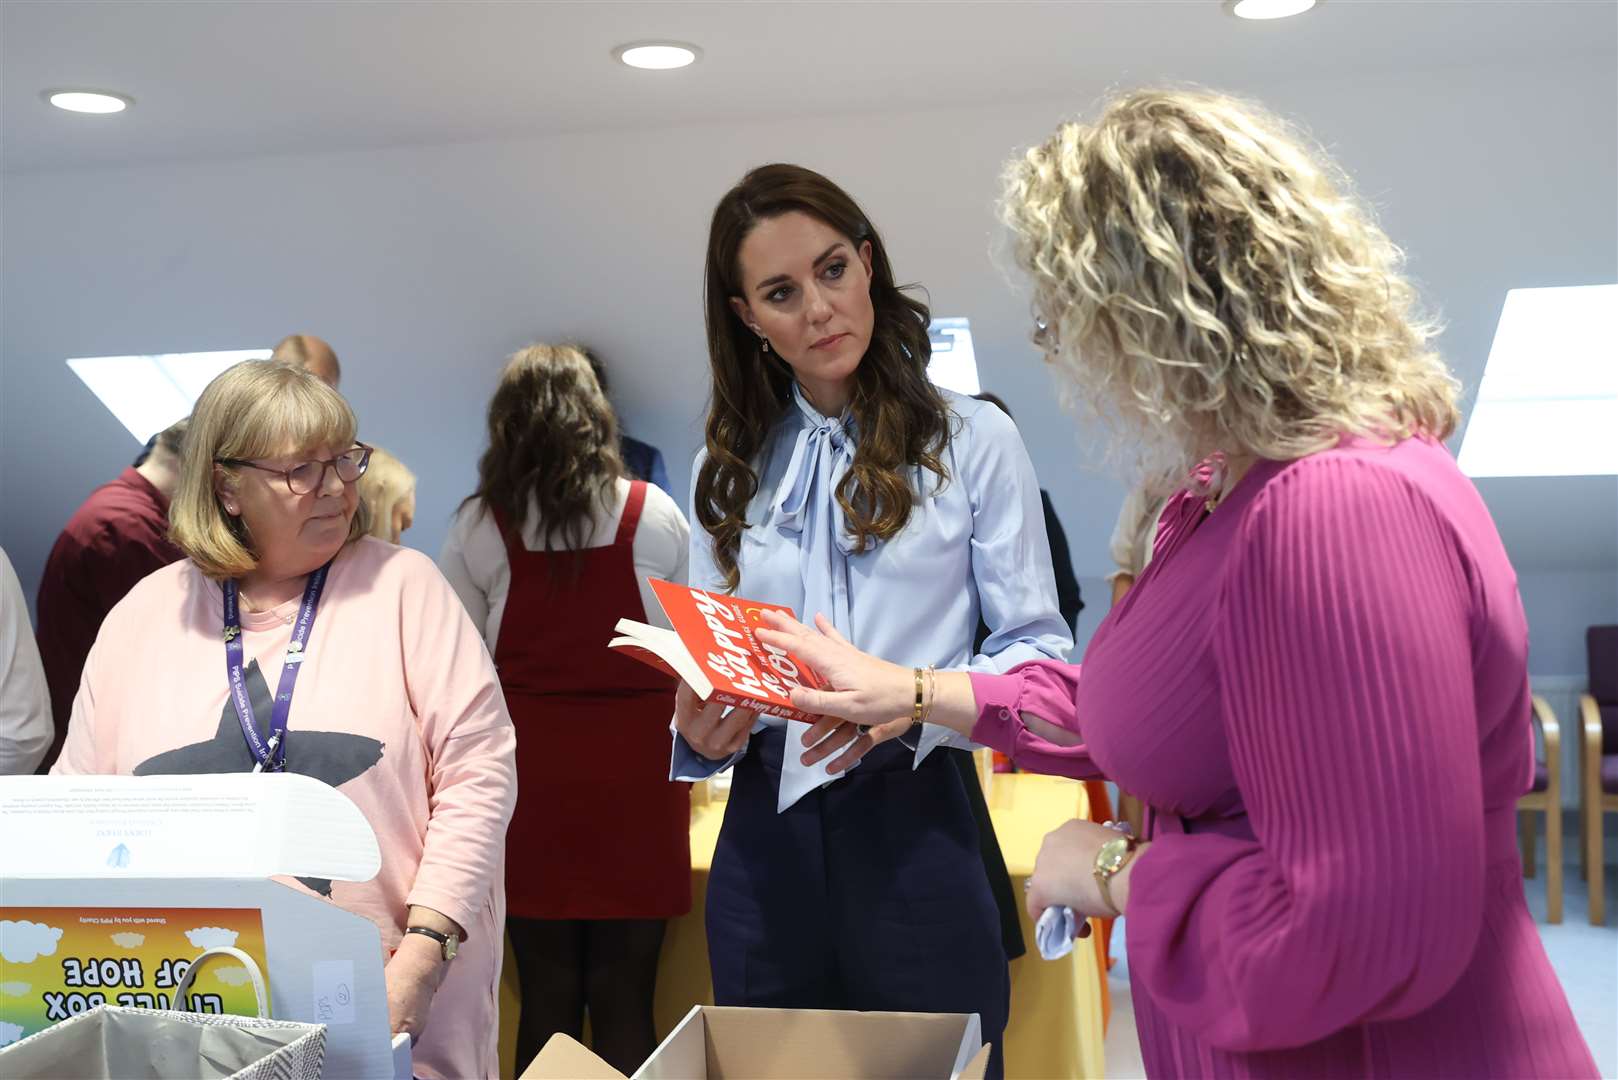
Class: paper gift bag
0,946,326,1080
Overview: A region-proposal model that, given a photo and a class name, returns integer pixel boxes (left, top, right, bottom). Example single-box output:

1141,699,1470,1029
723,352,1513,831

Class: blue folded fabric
1034,904,1079,960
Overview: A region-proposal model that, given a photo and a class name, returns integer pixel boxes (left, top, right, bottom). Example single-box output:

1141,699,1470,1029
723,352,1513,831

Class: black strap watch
404,926,460,961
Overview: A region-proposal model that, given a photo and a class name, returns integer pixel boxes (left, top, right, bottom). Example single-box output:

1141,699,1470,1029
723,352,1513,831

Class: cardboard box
522,1005,990,1080
0,773,396,1078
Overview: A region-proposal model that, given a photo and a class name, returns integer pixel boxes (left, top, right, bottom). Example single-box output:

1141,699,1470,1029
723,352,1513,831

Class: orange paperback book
608,578,825,722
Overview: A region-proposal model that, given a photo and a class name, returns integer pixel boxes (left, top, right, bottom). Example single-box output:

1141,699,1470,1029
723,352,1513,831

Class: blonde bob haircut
1002,87,1459,481
170,360,370,579
357,446,416,542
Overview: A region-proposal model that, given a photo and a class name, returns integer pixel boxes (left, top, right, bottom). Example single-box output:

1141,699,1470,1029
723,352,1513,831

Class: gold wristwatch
1093,833,1141,916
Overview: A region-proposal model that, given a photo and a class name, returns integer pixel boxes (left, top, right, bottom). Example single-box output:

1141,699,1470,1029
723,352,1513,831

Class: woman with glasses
53,360,517,1080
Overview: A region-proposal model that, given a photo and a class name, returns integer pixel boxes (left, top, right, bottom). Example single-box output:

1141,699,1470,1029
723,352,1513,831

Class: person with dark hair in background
673,164,1071,1079
272,332,342,389
971,392,1083,641
965,390,1087,962
579,346,672,496
34,417,187,771
438,344,691,1075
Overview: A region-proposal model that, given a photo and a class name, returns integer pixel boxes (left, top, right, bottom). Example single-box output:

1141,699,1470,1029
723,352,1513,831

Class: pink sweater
55,537,517,1080
971,437,1596,1077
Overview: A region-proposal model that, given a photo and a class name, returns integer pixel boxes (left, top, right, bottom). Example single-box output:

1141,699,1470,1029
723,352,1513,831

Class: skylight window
66,350,270,444
1457,285,1617,478
927,317,982,397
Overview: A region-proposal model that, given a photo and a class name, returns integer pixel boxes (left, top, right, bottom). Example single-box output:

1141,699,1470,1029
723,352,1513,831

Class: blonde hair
170,360,369,578
357,446,416,542
1001,87,1459,480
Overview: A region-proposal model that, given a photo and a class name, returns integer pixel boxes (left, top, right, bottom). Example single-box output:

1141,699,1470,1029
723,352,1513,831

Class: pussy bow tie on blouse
764,386,861,811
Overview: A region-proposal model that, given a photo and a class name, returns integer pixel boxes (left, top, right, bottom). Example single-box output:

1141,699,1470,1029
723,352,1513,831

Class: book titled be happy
609,579,824,722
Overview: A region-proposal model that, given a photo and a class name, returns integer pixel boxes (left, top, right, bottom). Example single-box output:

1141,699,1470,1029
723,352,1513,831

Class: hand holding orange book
608,579,825,722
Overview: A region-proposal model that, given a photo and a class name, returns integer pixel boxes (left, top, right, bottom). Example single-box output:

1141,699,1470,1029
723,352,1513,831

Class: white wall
4,57,1614,675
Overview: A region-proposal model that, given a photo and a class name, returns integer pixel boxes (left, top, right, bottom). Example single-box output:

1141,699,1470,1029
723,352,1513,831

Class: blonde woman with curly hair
357,445,417,544
754,90,1596,1077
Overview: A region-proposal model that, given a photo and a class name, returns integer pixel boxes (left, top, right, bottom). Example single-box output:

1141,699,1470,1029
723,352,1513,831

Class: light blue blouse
672,385,1072,810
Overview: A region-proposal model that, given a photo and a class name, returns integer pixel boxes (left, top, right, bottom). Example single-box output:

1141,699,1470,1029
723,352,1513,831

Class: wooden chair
1581,625,1618,926
1518,695,1562,923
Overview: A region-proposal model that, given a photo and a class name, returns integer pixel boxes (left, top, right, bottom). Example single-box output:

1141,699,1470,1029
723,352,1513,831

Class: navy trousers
705,728,1011,1080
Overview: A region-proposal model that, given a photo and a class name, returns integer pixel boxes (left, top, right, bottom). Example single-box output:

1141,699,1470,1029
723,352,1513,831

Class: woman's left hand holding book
673,681,758,762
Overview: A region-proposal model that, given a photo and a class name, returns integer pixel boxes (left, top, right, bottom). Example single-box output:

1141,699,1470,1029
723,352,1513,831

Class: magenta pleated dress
970,436,1598,1078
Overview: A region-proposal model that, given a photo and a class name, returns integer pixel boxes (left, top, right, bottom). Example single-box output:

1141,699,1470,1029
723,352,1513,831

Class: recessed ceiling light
1227,0,1318,20
44,89,133,114
613,42,701,70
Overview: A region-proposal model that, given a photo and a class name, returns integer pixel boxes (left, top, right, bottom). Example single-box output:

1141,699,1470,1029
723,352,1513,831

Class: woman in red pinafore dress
437,343,691,1076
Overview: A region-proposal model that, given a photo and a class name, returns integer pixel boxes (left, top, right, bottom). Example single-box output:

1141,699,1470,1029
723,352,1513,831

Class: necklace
1203,452,1256,513
240,597,297,624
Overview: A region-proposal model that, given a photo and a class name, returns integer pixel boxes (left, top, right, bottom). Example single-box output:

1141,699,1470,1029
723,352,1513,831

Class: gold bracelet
912,667,926,725
920,665,937,725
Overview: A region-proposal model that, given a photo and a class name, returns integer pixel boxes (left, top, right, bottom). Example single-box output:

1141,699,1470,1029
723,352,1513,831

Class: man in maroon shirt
34,419,186,770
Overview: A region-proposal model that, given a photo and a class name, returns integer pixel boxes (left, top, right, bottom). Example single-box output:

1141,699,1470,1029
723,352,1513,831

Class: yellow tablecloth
499,772,1105,1079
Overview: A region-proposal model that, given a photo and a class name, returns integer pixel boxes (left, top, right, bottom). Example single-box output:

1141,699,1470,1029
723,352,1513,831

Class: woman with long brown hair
672,165,1071,1079
438,344,692,1075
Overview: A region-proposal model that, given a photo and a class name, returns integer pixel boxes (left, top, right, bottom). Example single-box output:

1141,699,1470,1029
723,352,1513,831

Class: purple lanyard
223,561,331,772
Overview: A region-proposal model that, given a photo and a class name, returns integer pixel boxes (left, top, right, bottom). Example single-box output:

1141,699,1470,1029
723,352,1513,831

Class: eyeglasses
217,444,372,496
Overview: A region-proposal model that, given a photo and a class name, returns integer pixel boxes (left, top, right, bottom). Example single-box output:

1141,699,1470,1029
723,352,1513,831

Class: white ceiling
4,0,1614,173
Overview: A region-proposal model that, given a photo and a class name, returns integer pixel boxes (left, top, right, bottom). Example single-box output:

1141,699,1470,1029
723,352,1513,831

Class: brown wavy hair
466,344,625,573
697,164,951,590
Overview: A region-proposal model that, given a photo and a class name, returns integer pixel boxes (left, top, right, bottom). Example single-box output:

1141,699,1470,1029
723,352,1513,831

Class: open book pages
608,579,824,722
